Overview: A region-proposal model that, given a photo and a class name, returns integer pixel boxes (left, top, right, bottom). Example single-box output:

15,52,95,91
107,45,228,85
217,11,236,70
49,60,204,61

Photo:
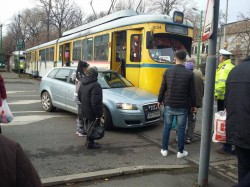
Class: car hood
103,87,158,104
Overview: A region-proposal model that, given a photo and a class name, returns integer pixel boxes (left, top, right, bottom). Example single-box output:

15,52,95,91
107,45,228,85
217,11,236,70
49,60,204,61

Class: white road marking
8,100,41,105
12,111,46,114
7,90,37,94
4,114,73,126
8,95,39,97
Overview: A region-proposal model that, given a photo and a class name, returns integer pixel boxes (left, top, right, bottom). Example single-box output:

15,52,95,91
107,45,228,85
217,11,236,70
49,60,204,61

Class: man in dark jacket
78,66,103,149
0,134,42,187
158,50,197,159
225,55,250,186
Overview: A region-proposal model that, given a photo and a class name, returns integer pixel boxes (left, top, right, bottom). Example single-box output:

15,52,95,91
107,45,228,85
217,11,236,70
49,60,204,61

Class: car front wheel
41,91,56,112
101,106,113,130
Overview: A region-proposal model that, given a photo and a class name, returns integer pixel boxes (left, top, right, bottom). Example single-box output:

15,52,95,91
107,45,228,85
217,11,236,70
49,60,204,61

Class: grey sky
198,0,249,23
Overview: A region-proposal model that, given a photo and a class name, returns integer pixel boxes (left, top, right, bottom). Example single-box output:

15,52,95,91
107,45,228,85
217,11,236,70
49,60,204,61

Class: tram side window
26,53,31,61
49,47,54,61
45,48,49,61
59,46,63,61
130,34,141,62
94,34,109,61
73,40,81,61
82,38,93,61
39,49,45,61
31,52,35,62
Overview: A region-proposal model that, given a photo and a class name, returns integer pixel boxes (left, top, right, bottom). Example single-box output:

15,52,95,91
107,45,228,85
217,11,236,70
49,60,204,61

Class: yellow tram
25,10,193,94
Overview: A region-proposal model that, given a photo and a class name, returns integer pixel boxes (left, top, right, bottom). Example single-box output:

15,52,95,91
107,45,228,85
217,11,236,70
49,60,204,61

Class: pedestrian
0,134,42,187
0,74,7,134
215,49,235,155
158,50,197,158
225,55,250,186
74,60,89,137
78,66,103,149
184,59,204,144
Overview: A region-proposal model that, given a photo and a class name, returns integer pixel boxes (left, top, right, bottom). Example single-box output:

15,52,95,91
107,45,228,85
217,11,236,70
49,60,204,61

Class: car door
65,69,77,113
51,68,71,110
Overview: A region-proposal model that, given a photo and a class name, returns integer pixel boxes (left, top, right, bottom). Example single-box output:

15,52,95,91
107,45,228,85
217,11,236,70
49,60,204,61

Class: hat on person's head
219,49,232,56
184,61,195,70
86,66,98,78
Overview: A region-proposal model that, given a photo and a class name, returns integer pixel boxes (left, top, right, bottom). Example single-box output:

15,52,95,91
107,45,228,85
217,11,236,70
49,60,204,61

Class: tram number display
153,25,162,29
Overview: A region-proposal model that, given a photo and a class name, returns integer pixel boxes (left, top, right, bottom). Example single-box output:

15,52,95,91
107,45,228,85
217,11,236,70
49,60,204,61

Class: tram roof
62,10,138,37
26,10,193,52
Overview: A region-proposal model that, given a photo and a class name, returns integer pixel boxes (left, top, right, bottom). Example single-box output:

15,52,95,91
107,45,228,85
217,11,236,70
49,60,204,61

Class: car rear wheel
41,91,56,112
101,106,113,130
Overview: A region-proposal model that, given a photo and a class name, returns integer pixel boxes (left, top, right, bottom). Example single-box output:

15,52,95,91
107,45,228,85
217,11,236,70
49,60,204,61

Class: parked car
39,67,161,129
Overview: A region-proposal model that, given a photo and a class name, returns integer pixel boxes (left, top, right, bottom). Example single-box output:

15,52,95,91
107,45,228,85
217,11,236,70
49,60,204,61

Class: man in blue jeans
158,50,197,158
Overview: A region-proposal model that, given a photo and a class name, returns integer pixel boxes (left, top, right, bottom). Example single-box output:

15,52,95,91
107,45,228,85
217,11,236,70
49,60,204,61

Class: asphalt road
4,79,189,179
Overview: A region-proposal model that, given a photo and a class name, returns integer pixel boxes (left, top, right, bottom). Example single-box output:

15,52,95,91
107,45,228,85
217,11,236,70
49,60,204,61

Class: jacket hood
81,76,97,85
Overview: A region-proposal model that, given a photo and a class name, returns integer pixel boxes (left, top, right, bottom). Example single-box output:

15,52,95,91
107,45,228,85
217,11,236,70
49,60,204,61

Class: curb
41,165,191,186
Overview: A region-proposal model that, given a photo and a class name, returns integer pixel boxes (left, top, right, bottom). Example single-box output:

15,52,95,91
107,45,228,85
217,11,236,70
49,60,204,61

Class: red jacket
0,74,7,106
0,135,42,187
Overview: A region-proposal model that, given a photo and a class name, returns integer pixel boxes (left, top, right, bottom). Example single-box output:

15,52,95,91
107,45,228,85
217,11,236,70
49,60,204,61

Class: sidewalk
39,127,237,187
1,71,40,84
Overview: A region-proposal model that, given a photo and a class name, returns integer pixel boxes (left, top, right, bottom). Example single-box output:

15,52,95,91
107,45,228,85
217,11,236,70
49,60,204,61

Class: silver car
39,67,161,129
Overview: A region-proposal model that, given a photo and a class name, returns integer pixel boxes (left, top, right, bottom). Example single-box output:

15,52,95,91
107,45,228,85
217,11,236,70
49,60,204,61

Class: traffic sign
202,0,214,41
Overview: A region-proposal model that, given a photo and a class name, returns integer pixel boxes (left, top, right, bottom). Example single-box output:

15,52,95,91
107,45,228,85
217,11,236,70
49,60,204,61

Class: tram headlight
116,103,138,110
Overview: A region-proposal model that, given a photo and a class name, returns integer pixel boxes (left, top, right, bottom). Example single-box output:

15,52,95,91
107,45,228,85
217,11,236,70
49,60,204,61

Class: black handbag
87,119,105,140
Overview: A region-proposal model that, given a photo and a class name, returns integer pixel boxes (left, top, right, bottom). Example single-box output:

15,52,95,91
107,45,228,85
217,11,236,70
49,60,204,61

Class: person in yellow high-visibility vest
215,49,235,155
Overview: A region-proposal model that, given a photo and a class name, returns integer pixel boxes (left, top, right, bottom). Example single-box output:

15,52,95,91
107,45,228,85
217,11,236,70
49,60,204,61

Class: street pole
197,11,203,68
198,0,220,186
0,24,3,67
223,0,228,49
18,14,21,77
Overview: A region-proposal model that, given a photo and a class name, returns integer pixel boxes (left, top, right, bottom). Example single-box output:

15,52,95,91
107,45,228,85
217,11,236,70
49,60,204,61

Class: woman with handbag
78,66,103,149
0,74,7,134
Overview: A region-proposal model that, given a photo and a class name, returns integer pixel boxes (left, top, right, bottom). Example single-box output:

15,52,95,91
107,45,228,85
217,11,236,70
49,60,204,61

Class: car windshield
98,72,133,88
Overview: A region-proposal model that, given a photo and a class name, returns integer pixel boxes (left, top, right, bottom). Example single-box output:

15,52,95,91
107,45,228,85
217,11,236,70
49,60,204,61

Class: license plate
147,110,160,119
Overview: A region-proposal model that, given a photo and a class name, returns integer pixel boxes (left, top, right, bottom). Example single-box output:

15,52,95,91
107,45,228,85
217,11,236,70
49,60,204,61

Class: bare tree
147,0,180,15
7,14,26,50
2,32,16,56
50,0,85,37
235,13,250,57
21,8,46,47
115,0,135,11
223,12,250,64
38,0,52,42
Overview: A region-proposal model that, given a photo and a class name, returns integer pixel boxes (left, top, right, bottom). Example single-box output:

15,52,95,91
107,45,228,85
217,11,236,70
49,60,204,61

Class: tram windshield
148,34,187,63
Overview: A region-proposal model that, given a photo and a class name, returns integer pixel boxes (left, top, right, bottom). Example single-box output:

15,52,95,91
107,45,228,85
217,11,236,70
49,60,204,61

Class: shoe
185,138,193,144
161,149,168,157
86,143,100,149
177,150,188,158
175,138,178,143
216,147,235,155
76,131,87,137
